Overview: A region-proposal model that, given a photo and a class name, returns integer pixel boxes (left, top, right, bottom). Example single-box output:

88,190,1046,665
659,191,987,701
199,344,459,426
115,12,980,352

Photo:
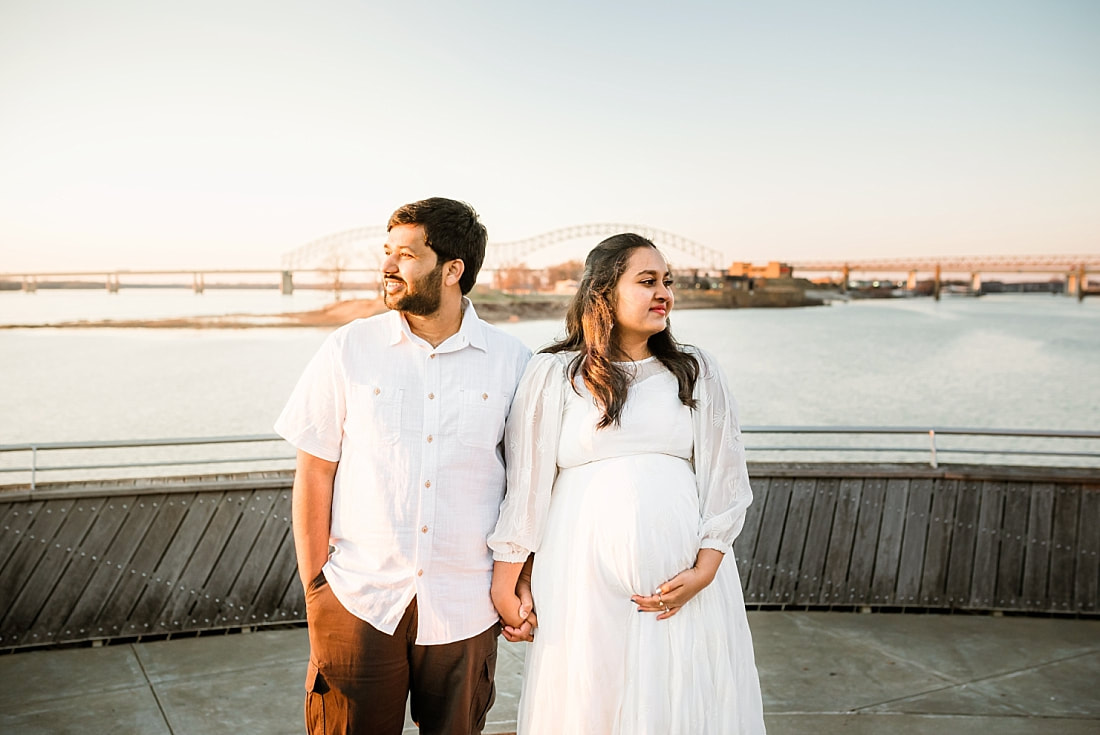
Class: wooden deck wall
0,474,301,650
733,466,1099,614
1,464,1097,649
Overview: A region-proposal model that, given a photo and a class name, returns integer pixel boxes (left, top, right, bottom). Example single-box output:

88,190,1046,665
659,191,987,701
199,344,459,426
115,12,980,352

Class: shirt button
482,393,488,400
429,354,436,359
428,393,435,400
424,480,431,488
421,526,429,533
373,388,381,395
426,435,433,443
417,569,424,577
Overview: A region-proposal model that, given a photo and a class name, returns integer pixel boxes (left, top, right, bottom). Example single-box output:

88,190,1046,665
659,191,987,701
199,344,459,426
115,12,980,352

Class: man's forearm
292,449,338,588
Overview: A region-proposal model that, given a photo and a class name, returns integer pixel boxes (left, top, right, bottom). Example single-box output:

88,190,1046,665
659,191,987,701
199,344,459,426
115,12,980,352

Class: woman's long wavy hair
543,233,698,428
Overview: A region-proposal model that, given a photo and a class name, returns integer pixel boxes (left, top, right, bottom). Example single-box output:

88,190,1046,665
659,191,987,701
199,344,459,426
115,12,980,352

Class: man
275,198,532,735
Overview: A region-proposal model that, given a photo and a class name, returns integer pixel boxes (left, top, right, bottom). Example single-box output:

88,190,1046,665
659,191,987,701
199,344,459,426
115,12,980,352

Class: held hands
631,549,723,620
491,570,538,642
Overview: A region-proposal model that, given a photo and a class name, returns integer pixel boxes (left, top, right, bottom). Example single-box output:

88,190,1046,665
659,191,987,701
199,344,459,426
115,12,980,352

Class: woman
488,233,766,734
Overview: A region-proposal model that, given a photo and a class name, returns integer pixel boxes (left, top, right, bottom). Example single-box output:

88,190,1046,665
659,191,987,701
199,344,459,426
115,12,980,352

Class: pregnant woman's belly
543,453,700,597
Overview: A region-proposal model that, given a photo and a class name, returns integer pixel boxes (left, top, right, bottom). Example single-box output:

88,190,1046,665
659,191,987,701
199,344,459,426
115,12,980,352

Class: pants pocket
471,647,498,732
304,663,337,734
307,569,328,593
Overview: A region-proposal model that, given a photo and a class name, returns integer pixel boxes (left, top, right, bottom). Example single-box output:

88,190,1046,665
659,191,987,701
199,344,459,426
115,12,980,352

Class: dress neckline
613,355,658,366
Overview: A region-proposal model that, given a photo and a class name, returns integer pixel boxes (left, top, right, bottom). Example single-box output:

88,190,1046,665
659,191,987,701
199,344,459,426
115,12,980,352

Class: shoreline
0,290,833,329
0,296,567,330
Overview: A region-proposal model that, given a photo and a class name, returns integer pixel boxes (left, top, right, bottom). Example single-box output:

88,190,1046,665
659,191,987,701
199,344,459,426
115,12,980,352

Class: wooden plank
734,477,770,585
771,478,817,604
156,491,244,631
1049,484,1081,613
267,490,301,624
819,478,862,606
1075,485,1100,612
0,499,75,644
969,480,1006,609
51,497,139,642
126,493,218,632
0,500,45,584
278,557,307,622
4,498,91,647
55,496,163,641
92,495,188,640
870,478,910,606
745,477,793,605
196,490,281,628
248,525,299,625
218,490,289,626
946,479,982,607
896,478,933,606
61,496,164,643
0,501,45,578
846,477,887,606
796,478,839,604
1021,482,1054,611
919,478,958,606
770,477,822,602
994,482,1031,609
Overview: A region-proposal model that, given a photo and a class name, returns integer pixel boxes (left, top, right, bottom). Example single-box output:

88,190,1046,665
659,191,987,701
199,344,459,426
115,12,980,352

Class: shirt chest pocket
346,384,403,445
457,389,508,450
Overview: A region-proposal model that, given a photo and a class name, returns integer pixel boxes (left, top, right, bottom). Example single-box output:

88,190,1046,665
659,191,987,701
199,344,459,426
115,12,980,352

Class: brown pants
303,572,498,735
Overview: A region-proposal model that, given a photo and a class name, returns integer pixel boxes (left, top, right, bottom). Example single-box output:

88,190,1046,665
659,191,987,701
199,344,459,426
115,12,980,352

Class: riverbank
0,294,565,329
0,286,830,329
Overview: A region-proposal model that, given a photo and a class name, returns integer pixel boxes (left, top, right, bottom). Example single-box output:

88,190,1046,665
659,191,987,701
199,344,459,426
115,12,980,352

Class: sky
1,0,1098,272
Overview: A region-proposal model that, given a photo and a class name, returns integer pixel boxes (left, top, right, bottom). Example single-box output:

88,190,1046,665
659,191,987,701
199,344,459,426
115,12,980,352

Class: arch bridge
281,223,727,271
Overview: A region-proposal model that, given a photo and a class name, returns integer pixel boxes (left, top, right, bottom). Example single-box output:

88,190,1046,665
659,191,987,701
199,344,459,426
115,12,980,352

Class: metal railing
1,426,1098,490
0,435,294,490
745,426,1100,469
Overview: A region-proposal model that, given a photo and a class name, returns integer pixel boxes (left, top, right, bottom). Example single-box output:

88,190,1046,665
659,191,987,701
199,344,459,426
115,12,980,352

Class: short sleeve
487,352,569,563
689,347,753,553
274,332,347,463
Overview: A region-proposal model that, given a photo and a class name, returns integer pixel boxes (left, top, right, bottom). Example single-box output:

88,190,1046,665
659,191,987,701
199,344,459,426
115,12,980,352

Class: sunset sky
1,0,1097,272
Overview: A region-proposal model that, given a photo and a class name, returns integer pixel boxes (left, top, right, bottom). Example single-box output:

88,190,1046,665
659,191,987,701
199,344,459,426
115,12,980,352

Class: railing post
31,445,37,491
928,430,937,468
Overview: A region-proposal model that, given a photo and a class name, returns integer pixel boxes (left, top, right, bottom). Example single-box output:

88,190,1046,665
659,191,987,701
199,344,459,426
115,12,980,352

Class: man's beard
383,262,444,316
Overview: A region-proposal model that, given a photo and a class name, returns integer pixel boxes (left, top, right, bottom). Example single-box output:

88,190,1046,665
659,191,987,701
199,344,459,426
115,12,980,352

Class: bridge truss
486,224,727,270
791,254,1100,274
282,223,729,272
281,226,389,270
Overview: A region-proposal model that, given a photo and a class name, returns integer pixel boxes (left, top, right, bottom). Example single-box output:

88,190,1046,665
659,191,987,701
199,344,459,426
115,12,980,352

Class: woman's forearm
693,547,724,585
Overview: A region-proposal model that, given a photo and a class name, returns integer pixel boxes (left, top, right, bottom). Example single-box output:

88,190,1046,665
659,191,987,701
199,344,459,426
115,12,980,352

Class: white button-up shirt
275,301,531,644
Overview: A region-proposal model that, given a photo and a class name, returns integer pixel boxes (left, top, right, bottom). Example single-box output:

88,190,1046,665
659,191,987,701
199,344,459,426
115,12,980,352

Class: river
1,290,1097,480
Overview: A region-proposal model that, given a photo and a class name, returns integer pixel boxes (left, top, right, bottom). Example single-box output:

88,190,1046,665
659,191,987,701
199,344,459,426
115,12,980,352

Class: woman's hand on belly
631,548,724,620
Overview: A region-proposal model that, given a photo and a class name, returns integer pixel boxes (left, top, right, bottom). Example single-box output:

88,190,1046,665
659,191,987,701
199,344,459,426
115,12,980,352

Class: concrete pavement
1,611,1097,734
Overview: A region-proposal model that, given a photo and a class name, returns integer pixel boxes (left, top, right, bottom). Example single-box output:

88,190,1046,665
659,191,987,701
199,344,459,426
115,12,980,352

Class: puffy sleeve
488,352,569,563
690,347,753,554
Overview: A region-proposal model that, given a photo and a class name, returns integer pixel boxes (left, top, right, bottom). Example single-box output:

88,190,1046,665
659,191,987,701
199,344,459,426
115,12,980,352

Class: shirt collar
386,297,488,353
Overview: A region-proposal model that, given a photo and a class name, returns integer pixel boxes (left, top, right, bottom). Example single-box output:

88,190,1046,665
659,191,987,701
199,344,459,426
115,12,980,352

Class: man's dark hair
387,198,487,294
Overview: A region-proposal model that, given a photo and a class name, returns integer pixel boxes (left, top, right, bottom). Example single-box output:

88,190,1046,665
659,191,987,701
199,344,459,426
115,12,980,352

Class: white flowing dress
488,349,766,735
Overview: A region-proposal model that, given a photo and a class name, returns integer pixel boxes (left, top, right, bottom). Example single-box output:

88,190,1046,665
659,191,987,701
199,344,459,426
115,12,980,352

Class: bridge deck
1,464,1097,649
